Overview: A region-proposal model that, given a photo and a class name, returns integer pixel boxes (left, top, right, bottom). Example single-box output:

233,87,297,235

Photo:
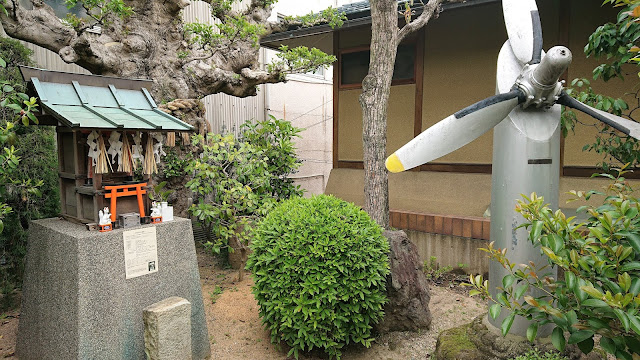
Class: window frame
337,41,418,90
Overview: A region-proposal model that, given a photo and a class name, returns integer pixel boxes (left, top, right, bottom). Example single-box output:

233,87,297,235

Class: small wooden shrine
19,67,194,225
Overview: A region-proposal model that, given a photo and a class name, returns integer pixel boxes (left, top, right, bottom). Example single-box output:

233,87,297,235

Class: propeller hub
514,46,572,109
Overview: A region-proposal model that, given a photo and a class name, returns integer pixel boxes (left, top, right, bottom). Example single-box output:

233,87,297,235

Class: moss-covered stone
435,315,606,360
435,323,484,360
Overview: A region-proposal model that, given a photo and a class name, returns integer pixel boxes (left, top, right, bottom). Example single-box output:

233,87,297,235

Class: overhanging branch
398,0,444,42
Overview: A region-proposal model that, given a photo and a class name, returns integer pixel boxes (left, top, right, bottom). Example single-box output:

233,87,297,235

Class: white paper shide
123,227,158,279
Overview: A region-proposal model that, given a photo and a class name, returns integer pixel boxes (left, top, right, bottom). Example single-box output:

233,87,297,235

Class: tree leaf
489,303,501,320
577,336,594,354
568,330,594,344
514,283,529,300
620,262,640,272
552,327,566,352
624,232,640,255
502,275,515,289
581,299,608,307
501,313,515,336
614,308,631,332
526,322,538,342
629,312,640,336
615,350,632,360
599,336,616,355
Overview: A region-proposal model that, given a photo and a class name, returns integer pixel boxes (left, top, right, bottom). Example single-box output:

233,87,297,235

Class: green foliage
183,3,341,74
209,285,224,304
0,38,58,300
247,195,390,359
281,6,346,30
148,181,174,203
186,133,272,252
561,78,637,172
160,147,192,180
467,166,640,358
187,116,304,255
423,256,453,281
585,1,640,81
560,1,640,172
509,349,568,360
184,22,225,50
63,0,134,31
1,126,59,293
240,115,303,199
0,39,41,234
267,45,337,78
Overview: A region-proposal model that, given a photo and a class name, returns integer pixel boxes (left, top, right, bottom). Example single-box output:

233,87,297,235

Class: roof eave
261,0,500,47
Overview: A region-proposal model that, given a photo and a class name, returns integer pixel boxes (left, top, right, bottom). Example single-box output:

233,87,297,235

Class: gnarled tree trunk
359,0,443,229
359,0,398,229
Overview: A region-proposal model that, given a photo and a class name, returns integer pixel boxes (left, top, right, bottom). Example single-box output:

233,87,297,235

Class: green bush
468,167,640,358
247,195,390,359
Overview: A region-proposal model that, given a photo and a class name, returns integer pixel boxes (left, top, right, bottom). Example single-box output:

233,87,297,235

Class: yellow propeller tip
385,153,405,173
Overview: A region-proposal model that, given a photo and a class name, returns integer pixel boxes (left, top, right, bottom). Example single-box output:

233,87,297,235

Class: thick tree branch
1,0,337,101
1,0,77,57
398,0,444,42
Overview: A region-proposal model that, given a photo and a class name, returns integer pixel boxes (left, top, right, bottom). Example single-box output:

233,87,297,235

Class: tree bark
359,0,442,229
359,0,398,229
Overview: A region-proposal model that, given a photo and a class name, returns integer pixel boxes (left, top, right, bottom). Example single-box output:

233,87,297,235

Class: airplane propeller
385,0,640,173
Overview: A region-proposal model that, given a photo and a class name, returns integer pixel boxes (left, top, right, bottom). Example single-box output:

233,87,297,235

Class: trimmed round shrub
247,195,390,359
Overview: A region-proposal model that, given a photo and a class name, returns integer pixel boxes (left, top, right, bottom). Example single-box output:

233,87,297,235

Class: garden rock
375,230,431,333
435,314,604,360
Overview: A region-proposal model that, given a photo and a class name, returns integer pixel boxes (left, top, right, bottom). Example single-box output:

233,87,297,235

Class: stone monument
17,217,210,359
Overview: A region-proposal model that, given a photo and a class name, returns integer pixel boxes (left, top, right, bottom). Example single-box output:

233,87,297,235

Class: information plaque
123,227,158,279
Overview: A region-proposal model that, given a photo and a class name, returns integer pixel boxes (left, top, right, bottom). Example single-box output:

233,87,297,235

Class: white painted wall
263,50,333,196
264,0,362,195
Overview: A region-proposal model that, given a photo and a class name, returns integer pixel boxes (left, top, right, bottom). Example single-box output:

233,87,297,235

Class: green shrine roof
19,67,194,132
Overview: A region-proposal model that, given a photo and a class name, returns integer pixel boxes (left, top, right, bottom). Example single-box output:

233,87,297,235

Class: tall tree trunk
359,0,399,229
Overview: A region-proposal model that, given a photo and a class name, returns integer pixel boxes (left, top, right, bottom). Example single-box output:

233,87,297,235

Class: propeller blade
503,0,543,64
386,90,524,173
557,92,640,140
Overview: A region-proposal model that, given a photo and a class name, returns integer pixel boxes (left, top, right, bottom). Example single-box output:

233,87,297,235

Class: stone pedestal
144,297,192,360
17,217,210,360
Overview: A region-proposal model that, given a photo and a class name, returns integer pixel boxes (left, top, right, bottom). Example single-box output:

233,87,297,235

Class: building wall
264,69,333,195
334,0,625,170
338,84,415,161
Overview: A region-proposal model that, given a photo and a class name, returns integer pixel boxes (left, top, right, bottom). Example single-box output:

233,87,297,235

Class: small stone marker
144,296,192,360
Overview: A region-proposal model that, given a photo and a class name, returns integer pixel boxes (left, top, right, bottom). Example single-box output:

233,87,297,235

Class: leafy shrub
0,38,56,302
509,349,568,360
247,195,390,359
240,115,303,199
187,116,304,257
186,133,272,251
468,167,640,358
